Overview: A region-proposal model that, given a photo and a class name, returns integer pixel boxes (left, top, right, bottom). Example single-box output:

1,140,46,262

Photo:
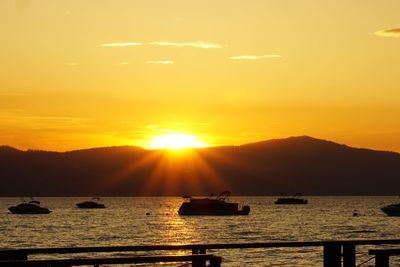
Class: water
1,196,400,266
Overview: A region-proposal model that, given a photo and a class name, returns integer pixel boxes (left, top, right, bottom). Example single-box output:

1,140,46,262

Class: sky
0,0,400,152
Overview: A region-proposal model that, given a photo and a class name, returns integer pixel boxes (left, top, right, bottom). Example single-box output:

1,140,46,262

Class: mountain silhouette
1,136,399,196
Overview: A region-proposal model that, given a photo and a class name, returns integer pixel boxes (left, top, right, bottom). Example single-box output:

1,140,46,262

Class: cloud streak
101,42,143,47
374,28,400,38
149,41,222,49
101,41,222,49
229,55,282,60
146,60,175,64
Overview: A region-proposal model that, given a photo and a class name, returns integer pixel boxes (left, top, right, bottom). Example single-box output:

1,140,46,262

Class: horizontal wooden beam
0,254,220,267
2,239,400,256
369,249,400,256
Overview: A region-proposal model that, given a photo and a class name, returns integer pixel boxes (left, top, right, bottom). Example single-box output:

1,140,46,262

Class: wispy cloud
0,112,90,131
149,41,222,49
374,28,400,38
146,60,175,64
101,42,143,47
229,55,282,60
101,41,222,49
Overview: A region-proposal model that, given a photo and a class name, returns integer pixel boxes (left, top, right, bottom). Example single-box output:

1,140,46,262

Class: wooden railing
369,249,400,267
2,239,400,266
0,254,222,267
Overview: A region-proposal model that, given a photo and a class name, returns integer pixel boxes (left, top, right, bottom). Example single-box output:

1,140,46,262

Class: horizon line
1,135,399,154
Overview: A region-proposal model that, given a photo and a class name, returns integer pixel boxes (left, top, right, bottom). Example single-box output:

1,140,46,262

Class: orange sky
1,0,400,152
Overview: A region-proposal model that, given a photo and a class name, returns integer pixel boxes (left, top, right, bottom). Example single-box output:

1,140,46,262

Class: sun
149,133,208,149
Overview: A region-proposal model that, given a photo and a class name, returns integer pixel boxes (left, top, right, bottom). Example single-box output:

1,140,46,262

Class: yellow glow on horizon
149,133,208,150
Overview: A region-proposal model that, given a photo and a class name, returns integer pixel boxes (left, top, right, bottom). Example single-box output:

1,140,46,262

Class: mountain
0,136,399,196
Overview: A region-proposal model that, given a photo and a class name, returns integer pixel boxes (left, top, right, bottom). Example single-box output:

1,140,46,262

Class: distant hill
1,136,399,196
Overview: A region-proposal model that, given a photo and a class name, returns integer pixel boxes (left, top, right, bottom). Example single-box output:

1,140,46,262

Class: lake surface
1,196,400,266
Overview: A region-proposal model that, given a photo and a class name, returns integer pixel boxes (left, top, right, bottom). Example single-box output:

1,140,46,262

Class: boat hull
8,204,51,214
76,201,106,209
381,205,400,216
178,210,250,216
275,198,308,205
178,201,250,216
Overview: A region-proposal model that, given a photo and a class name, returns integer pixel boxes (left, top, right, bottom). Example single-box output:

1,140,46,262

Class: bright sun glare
149,133,207,149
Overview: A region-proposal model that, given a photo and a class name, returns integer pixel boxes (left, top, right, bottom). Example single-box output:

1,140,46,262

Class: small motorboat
275,198,308,204
275,192,308,205
76,198,106,209
178,191,250,216
381,203,400,216
9,200,51,214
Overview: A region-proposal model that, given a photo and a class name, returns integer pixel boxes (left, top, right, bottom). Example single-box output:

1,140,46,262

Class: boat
274,197,308,204
178,191,250,216
76,198,106,209
8,200,51,214
275,193,308,205
381,203,400,216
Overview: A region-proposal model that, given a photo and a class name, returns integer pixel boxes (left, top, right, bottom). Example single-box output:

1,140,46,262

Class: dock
2,239,400,266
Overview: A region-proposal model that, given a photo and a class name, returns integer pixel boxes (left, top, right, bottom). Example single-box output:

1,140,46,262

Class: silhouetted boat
381,203,400,216
275,197,308,204
76,198,106,209
178,191,250,216
275,192,308,205
8,200,51,214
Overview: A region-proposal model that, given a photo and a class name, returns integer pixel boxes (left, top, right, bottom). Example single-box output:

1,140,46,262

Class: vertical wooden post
375,255,389,267
343,243,356,267
323,243,341,267
209,256,222,267
192,257,207,267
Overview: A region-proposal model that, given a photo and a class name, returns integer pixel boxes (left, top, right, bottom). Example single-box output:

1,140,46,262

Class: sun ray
91,150,162,194
188,151,227,192
197,147,251,171
140,149,229,196
90,145,247,196
88,136,246,196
